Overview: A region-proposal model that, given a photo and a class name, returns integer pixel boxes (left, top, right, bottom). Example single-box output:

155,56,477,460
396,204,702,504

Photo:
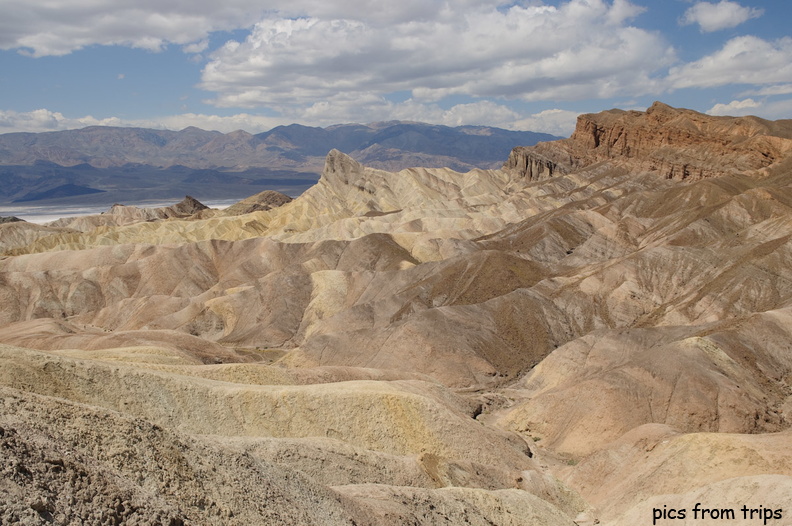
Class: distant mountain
0,122,559,171
0,122,560,205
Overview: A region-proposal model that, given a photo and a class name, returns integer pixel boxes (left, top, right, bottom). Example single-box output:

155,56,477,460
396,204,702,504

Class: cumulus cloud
1,1,255,56
0,0,502,57
0,103,579,135
706,98,761,116
667,36,792,89
200,0,668,114
513,109,580,137
151,113,290,133
0,109,125,132
680,1,763,33
271,93,523,128
182,40,209,54
0,109,291,134
1,0,676,131
706,97,792,119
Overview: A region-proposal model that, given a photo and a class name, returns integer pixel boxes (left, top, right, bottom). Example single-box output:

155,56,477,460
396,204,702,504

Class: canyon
2,102,792,525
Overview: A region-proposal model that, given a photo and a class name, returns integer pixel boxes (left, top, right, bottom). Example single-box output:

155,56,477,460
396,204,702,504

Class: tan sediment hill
0,196,215,256
0,221,76,254
45,195,209,231
219,189,293,216
3,102,792,524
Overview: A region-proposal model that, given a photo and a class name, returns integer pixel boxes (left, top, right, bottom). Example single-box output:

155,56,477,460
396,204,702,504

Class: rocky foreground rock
2,102,792,525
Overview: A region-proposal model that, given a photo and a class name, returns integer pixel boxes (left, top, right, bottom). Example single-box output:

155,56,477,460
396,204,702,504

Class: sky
0,0,790,137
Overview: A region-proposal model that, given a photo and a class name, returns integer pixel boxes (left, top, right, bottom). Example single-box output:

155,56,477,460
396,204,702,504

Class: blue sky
0,0,790,136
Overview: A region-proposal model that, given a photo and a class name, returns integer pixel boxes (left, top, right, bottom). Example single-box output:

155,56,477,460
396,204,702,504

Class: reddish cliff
507,101,792,181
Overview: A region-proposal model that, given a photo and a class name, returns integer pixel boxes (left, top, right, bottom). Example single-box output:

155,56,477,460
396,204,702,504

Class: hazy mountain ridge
0,122,559,206
3,103,792,525
0,121,559,169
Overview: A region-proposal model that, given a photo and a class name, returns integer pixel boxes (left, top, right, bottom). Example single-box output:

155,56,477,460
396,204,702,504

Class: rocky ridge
506,101,792,181
0,122,559,172
2,103,792,525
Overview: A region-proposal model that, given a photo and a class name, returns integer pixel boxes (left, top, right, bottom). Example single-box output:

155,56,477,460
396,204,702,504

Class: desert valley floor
3,102,792,525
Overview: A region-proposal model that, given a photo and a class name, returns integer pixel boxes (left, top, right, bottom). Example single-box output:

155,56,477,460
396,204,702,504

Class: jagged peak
646,100,678,115
179,195,207,208
323,149,364,177
105,196,207,220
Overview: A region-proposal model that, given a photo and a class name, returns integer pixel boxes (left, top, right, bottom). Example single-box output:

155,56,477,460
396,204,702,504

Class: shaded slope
2,103,792,524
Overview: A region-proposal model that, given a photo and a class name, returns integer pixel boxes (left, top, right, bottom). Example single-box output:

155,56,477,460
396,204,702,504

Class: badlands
2,102,792,525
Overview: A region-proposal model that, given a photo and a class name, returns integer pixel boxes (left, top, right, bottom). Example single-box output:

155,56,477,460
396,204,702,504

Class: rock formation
0,122,560,208
45,195,209,231
2,102,792,525
219,190,293,216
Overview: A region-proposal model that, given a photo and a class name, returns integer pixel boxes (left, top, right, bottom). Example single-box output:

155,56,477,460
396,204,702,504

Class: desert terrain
0,122,557,207
3,102,792,525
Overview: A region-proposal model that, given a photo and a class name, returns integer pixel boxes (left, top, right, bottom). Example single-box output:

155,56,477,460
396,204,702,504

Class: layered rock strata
2,103,792,525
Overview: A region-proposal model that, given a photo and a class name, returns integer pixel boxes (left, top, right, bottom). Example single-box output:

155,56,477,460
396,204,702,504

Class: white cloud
740,84,792,97
0,0,674,131
200,0,669,112
151,113,290,133
704,97,792,120
0,109,124,132
667,36,792,89
0,109,290,134
681,1,763,33
0,103,580,136
706,98,761,116
436,101,522,128
0,1,257,56
0,1,684,135
512,109,580,137
606,0,646,24
0,0,501,57
182,40,209,54
237,93,577,134
274,94,515,128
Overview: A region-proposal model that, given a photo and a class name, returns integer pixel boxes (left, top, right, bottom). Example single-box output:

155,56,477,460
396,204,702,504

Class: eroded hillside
3,102,792,525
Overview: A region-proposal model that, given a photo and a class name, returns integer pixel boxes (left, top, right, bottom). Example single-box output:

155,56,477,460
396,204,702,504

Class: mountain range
0,122,559,206
3,102,792,525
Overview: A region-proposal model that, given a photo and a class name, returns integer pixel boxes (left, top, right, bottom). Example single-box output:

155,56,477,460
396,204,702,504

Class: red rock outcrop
507,101,792,181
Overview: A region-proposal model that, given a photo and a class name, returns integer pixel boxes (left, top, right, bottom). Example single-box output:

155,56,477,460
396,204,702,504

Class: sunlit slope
3,103,792,524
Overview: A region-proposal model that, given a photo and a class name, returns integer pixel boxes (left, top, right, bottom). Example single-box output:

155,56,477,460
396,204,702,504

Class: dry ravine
2,102,792,525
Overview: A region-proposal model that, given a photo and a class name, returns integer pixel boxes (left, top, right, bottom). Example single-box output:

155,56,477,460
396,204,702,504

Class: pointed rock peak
645,101,707,124
222,190,293,216
646,101,676,114
324,149,362,175
226,129,253,138
181,126,217,134
107,203,133,214
178,195,209,212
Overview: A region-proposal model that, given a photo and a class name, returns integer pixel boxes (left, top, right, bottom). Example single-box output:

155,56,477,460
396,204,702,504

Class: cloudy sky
0,0,789,137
